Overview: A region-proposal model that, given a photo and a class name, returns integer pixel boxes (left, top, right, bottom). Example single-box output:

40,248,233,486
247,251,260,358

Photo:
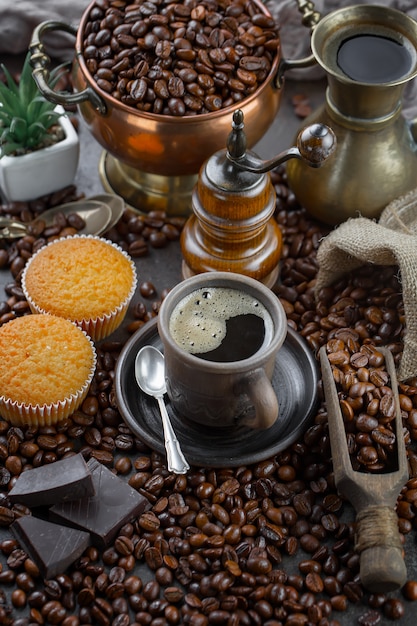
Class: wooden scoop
319,346,408,593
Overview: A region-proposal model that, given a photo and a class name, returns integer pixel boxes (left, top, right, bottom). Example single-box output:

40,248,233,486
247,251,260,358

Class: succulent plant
0,53,65,157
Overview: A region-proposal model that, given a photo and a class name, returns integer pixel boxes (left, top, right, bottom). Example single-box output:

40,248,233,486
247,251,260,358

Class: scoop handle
360,547,407,594
356,505,407,593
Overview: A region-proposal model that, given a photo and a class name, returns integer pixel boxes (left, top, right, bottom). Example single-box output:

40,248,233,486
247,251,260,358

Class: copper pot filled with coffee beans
29,0,299,214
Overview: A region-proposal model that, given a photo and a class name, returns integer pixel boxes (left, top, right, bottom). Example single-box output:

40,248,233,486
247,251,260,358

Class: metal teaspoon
0,198,112,239
135,345,190,474
87,193,125,233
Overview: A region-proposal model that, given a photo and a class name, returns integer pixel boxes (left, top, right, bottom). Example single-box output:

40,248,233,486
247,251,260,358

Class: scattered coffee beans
0,166,416,624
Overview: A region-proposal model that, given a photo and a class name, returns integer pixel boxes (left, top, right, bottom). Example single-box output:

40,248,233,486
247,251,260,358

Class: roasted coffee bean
383,598,405,620
402,580,417,601
357,609,383,626
0,249,9,268
140,281,157,298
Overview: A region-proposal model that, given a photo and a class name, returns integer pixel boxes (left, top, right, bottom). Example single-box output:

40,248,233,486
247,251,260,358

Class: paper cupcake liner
21,235,137,342
0,332,97,428
77,297,133,342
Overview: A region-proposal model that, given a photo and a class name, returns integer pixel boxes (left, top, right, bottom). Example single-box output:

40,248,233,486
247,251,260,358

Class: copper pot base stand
99,151,197,217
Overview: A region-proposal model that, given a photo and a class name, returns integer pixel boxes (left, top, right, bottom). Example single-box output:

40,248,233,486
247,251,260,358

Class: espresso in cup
158,272,287,430
169,287,274,363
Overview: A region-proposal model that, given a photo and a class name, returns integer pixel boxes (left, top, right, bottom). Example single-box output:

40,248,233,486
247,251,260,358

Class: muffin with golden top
0,314,96,427
22,235,137,341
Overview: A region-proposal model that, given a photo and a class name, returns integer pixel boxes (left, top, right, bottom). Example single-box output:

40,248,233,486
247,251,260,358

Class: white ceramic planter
0,107,80,202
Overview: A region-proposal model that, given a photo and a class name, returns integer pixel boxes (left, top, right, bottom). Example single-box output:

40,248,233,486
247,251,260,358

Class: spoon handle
0,218,28,239
157,397,190,474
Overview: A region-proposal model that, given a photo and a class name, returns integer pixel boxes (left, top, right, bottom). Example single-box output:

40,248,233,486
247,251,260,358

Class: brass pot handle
276,0,321,87
294,0,321,29
29,20,107,115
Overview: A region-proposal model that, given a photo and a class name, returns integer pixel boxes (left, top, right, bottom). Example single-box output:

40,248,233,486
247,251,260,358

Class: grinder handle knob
296,123,336,168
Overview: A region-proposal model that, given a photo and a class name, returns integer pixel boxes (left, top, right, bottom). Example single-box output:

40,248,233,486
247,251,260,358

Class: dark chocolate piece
8,453,95,507
49,458,150,547
11,515,90,579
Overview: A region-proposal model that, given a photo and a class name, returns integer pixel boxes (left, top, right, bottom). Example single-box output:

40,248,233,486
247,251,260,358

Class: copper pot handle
29,21,107,115
276,0,321,87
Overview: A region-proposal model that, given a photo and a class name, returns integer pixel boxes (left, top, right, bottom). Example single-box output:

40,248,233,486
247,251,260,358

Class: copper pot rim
74,0,281,123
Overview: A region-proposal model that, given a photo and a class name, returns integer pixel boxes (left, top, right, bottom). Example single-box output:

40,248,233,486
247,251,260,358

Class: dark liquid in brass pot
337,34,413,83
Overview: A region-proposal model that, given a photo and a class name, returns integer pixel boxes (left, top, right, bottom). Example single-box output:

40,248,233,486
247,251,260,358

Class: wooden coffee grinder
180,109,336,287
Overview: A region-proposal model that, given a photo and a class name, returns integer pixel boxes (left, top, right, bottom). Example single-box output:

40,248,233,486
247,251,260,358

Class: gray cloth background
1,0,417,115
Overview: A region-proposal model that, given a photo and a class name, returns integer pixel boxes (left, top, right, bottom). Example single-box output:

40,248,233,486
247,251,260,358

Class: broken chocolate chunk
11,515,90,579
49,458,150,547
8,453,95,507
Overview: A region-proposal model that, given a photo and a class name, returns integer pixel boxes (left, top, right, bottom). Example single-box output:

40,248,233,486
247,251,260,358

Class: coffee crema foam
169,287,273,356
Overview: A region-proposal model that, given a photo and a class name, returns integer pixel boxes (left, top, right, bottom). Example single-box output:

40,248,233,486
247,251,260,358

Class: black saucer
115,318,320,468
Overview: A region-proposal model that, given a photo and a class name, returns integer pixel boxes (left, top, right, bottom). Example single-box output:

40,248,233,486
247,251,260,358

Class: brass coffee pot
284,3,417,225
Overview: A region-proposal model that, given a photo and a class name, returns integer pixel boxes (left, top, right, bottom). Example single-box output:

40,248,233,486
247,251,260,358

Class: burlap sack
315,188,417,381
